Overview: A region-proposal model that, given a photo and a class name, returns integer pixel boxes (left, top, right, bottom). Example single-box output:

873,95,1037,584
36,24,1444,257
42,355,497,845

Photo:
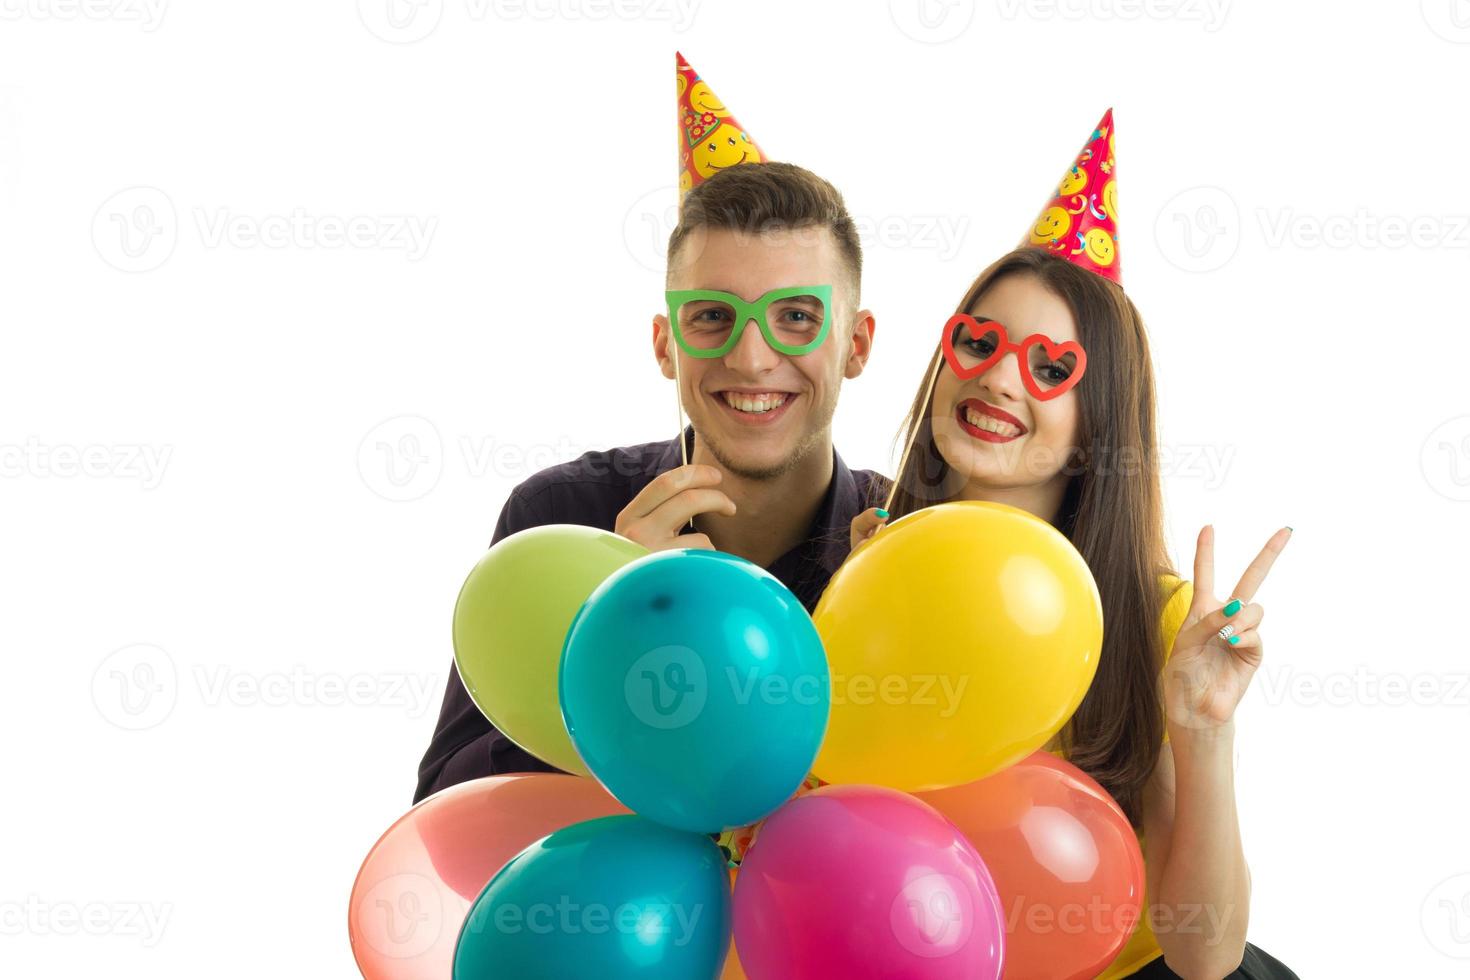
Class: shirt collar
649,425,861,578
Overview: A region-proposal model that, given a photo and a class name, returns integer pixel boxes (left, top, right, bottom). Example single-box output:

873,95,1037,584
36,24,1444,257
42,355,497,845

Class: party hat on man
1022,108,1121,284
677,52,765,198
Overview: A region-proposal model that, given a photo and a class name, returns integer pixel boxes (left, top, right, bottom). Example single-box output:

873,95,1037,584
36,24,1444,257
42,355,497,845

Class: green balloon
453,525,648,776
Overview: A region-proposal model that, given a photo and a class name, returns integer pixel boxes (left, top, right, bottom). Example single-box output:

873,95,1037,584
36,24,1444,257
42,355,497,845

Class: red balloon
916,753,1145,980
348,774,628,980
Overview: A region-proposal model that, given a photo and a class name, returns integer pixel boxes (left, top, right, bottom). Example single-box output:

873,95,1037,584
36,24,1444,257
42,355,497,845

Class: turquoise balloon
559,549,830,833
453,815,730,979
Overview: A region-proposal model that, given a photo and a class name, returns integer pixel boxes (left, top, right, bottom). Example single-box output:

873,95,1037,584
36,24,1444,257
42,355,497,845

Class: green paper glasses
666,285,834,358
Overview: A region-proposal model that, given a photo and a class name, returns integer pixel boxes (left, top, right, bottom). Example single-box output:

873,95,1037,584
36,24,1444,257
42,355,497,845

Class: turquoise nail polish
1224,599,1242,617
1228,635,1240,646
875,509,889,519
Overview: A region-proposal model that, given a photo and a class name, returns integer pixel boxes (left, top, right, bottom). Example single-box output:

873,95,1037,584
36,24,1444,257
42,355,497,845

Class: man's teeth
964,407,1021,437
722,392,789,414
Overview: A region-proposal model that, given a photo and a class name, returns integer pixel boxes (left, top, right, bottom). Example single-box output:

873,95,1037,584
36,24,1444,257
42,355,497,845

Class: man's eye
686,308,731,329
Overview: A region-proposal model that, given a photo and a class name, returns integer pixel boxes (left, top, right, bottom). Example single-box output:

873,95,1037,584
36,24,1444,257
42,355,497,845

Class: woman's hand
849,507,889,552
1164,525,1292,732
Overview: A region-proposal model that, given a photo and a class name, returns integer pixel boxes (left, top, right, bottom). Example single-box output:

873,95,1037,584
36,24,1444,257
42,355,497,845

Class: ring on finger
1218,623,1236,640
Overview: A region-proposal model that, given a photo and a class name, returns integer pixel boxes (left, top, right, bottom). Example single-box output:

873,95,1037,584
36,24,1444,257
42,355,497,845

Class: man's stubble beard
691,385,840,482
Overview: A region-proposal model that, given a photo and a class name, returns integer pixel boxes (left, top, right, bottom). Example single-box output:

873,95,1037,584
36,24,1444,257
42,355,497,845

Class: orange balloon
348,774,629,980
722,869,748,979
916,752,1145,980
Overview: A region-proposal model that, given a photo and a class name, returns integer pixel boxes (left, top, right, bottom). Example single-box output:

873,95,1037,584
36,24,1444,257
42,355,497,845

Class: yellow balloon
453,525,648,776
811,501,1102,792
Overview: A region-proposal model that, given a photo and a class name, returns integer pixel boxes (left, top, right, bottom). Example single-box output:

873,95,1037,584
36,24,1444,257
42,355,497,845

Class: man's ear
842,310,876,380
652,314,677,380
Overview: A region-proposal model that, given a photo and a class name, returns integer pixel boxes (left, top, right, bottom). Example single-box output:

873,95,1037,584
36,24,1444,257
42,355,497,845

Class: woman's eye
964,338,996,357
1036,362,1071,384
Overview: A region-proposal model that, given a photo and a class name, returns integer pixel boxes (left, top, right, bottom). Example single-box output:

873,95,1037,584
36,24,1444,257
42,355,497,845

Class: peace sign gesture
1163,525,1293,732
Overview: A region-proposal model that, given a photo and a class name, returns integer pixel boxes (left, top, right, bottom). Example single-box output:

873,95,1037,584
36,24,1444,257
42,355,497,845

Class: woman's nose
978,350,1026,402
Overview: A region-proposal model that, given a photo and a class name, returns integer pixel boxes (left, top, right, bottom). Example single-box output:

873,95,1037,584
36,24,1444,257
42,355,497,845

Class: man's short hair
666,162,863,307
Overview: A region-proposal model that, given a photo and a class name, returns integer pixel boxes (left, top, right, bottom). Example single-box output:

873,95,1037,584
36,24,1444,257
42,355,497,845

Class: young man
415,162,885,802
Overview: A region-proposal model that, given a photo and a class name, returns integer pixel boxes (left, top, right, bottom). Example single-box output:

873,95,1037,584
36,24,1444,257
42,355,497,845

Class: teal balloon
453,815,730,979
559,549,830,832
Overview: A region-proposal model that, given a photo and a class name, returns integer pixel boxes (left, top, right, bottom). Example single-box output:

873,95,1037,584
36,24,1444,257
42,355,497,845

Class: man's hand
615,464,737,552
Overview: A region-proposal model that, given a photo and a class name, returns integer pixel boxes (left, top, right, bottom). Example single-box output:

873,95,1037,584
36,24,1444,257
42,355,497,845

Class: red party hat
676,53,765,199
1022,109,1121,284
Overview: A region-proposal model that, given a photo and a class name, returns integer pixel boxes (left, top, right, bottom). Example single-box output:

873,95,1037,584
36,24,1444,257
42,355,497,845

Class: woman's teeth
964,407,1021,438
722,392,788,414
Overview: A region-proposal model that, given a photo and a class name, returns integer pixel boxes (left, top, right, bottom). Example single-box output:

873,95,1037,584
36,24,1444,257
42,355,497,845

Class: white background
3,0,1469,976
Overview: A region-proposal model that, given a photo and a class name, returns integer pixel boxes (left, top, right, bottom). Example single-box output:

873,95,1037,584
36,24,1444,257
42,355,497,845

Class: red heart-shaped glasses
939,314,1087,401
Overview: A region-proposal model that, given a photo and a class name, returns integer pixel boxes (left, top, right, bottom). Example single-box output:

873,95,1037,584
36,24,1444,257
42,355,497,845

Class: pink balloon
733,784,1004,980
348,774,628,980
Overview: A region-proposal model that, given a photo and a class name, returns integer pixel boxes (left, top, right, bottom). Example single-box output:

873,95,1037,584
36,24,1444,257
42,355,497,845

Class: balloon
733,785,1005,980
453,815,730,979
812,501,1102,791
453,525,648,775
349,774,629,980
917,752,1145,980
722,870,748,980
560,549,829,833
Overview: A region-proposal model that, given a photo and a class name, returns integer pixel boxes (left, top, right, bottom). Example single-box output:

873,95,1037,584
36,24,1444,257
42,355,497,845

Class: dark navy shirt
413,427,889,803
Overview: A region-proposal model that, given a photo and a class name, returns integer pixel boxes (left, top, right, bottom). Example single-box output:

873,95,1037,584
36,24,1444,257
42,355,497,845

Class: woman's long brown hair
886,248,1180,824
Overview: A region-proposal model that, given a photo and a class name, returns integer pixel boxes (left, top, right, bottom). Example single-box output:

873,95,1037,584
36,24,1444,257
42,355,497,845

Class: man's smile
712,388,798,425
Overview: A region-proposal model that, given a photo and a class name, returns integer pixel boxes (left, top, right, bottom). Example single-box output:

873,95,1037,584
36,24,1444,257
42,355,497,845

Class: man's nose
724,315,782,374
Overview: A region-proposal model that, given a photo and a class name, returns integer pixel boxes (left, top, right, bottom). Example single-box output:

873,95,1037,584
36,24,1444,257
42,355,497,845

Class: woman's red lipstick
956,398,1027,443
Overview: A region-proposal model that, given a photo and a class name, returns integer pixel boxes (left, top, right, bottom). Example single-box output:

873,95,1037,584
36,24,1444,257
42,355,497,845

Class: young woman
850,246,1296,979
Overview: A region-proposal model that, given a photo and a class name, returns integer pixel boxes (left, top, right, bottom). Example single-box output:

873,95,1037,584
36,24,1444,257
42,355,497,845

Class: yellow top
1076,575,1192,979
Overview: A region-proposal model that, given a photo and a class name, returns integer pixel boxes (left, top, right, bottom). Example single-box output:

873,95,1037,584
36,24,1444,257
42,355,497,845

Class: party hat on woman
1022,108,1121,284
